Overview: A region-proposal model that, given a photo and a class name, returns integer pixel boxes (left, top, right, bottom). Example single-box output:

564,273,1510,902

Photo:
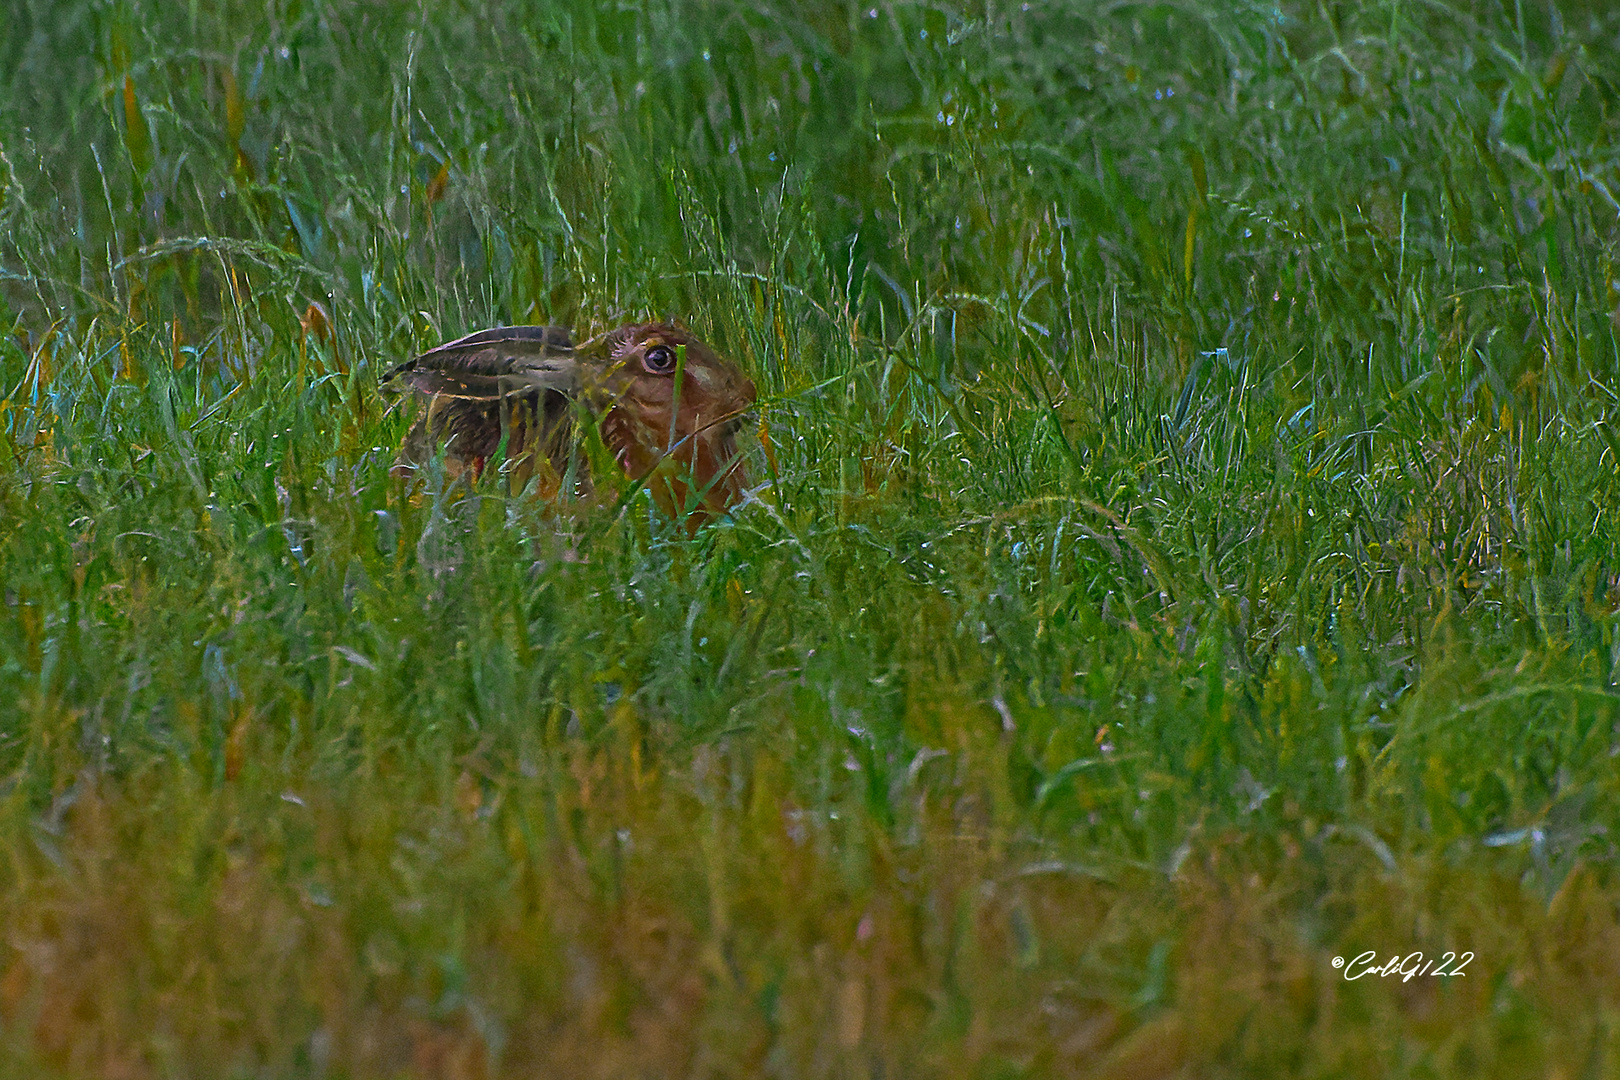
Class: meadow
2,0,1620,1076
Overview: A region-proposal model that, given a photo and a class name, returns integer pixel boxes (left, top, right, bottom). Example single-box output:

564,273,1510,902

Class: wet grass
3,1,1620,1076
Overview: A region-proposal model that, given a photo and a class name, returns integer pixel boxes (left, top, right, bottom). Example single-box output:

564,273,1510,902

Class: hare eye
642,345,677,374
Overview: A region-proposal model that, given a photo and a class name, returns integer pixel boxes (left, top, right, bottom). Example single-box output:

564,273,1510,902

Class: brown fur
387,322,756,522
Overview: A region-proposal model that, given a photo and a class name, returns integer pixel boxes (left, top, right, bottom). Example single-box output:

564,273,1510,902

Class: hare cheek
628,397,667,428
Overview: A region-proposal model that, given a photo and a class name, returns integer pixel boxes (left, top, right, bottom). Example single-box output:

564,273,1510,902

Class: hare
385,322,756,521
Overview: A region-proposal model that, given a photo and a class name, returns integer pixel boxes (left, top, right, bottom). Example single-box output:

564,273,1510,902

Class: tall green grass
3,1,1620,1076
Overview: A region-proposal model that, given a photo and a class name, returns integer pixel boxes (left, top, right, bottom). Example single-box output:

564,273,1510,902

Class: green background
2,1,1620,1076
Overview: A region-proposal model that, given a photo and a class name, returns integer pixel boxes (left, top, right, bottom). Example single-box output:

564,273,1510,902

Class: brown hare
385,322,756,522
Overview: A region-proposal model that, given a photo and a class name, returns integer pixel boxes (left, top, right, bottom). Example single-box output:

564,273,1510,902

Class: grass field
3,1,1620,1076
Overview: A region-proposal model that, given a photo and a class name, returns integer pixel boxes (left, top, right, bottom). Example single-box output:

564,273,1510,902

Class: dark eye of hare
642,345,677,374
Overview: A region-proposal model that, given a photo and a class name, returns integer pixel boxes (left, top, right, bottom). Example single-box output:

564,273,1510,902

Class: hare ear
385,324,572,376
